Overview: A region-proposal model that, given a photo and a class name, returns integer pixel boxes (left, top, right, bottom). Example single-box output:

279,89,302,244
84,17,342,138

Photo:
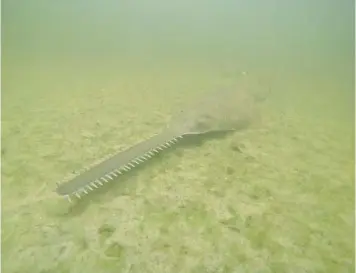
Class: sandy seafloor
2,56,354,272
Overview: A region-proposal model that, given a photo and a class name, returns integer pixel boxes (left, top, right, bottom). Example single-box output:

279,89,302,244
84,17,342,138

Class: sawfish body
55,87,258,201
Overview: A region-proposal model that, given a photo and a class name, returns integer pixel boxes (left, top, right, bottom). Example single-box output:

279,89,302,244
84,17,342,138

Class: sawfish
55,86,258,201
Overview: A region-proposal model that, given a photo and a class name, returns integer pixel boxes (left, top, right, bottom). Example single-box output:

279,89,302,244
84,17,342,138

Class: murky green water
2,1,354,272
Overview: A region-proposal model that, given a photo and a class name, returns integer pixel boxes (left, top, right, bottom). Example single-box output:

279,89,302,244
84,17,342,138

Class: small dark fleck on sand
226,166,235,175
105,242,124,258
227,225,240,233
250,194,259,200
98,224,116,239
245,216,252,227
175,150,184,157
230,143,245,153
